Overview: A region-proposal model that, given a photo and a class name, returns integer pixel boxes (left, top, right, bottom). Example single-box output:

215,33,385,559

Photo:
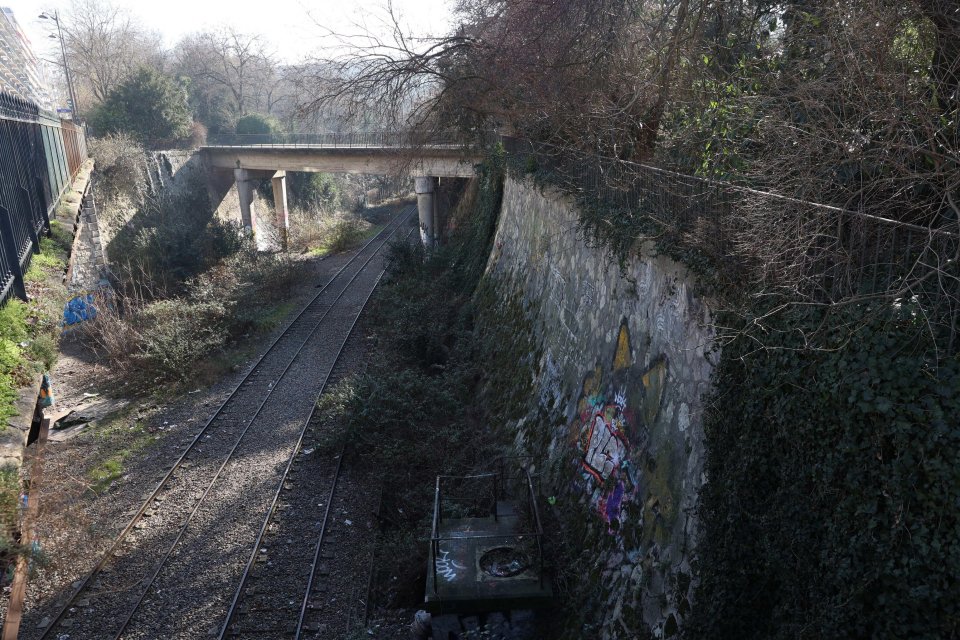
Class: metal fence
0,92,87,305
205,130,478,149
504,136,960,352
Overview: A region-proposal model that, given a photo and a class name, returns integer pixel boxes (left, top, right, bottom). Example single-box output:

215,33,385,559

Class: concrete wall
96,149,253,258
150,150,248,225
487,177,717,638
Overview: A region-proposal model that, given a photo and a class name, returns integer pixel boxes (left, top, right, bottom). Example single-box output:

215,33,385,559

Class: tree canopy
235,113,282,135
89,67,193,145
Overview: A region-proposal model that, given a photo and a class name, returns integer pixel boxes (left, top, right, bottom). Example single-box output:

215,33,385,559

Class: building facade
0,7,55,111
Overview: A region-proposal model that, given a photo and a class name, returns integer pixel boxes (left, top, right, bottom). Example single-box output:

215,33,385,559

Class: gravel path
19,206,416,640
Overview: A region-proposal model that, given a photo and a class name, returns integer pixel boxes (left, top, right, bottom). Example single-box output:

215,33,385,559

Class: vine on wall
687,303,960,639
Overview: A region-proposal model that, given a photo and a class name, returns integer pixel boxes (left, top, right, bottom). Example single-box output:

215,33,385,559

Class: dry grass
287,208,375,256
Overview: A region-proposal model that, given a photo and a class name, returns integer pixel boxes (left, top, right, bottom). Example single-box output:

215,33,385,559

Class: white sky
5,0,455,64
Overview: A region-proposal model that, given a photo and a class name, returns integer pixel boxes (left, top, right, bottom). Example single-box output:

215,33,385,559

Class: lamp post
39,11,79,120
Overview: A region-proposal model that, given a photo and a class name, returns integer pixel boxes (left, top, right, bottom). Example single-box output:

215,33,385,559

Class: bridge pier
234,168,259,244
271,170,289,250
415,176,437,249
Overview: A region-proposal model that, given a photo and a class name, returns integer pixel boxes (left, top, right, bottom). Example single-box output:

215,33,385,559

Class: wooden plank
3,417,50,640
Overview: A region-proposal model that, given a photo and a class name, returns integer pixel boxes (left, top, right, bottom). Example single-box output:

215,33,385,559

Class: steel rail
220,223,417,639
293,225,417,640
109,209,415,640
37,206,413,640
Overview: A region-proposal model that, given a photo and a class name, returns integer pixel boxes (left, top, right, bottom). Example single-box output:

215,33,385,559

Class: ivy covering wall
687,303,960,639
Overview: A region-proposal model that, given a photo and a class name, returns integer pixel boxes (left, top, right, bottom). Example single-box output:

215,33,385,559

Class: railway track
33,205,416,640
217,381,381,639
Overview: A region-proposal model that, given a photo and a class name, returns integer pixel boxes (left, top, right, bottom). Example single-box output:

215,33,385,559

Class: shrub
0,301,28,367
324,156,525,612
0,301,29,422
89,67,192,146
288,172,343,211
324,217,366,254
287,210,373,256
134,299,229,382
79,292,143,376
235,113,282,136
108,184,246,295
83,244,297,387
88,133,146,205
27,334,59,371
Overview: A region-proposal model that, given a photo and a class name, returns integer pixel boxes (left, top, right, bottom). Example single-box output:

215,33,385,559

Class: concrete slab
425,500,552,615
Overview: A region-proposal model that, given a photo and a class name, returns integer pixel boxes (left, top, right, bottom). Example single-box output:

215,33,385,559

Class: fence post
35,176,49,233
0,206,27,301
20,187,40,254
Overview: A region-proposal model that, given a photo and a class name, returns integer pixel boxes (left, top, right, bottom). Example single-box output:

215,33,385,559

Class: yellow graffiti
642,359,668,426
572,365,604,444
613,323,632,371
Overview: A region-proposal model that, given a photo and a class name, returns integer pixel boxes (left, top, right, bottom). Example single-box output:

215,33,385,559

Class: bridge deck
201,143,482,177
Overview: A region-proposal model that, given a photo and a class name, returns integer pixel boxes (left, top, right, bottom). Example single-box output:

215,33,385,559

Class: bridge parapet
201,131,488,250
205,131,483,150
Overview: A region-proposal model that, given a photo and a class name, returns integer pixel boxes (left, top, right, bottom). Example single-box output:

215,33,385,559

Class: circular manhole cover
479,547,531,578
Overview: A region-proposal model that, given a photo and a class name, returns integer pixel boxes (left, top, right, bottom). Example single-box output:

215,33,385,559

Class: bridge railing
205,130,478,149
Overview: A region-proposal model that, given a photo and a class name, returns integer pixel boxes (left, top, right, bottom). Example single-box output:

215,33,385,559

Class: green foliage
25,248,65,276
235,113,282,136
0,301,28,423
687,302,960,639
322,218,366,254
90,67,193,146
108,178,244,293
134,299,228,382
182,78,234,135
85,410,157,494
88,457,124,494
287,172,342,211
86,244,297,388
375,242,459,368
0,301,28,366
344,368,469,464
27,334,59,371
0,215,72,423
327,154,535,609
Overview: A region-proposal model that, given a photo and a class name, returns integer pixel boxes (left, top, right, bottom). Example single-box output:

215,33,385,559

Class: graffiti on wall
574,322,668,533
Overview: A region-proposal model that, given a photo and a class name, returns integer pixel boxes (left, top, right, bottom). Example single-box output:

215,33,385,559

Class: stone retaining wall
487,177,717,638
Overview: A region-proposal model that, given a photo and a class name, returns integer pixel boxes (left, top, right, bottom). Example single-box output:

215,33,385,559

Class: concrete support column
271,170,289,250
415,176,437,249
234,168,258,237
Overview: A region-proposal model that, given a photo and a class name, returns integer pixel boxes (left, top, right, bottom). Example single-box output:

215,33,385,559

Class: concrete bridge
200,132,484,248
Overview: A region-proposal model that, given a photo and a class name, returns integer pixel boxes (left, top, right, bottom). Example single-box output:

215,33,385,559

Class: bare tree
297,0,704,158
174,28,276,122
298,0,958,350
54,0,165,104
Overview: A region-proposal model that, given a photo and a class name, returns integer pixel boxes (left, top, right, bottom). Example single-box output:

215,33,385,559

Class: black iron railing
0,92,86,305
